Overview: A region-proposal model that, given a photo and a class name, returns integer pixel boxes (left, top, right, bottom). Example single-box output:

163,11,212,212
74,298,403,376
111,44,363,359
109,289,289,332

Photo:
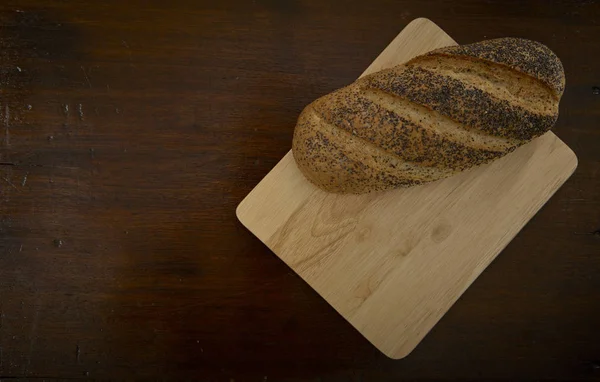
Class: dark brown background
0,0,598,380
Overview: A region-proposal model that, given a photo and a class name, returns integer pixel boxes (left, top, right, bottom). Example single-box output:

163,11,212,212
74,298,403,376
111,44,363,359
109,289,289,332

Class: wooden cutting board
236,18,578,359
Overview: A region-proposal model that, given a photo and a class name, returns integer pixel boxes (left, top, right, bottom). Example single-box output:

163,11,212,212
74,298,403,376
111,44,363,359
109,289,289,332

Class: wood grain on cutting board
236,18,578,359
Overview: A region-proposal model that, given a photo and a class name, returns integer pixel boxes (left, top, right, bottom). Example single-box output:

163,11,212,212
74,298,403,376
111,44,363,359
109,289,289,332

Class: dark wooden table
0,0,598,380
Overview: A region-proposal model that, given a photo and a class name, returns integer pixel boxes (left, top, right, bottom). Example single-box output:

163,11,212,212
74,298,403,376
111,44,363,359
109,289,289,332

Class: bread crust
292,38,564,194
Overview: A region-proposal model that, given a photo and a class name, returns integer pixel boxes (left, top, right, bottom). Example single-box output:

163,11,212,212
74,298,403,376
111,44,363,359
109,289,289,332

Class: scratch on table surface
81,66,92,88
21,172,28,186
78,103,84,120
3,176,17,190
122,40,136,67
4,105,10,146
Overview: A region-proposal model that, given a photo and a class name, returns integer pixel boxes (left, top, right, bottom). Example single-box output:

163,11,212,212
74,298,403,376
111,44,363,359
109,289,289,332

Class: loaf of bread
292,38,565,193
